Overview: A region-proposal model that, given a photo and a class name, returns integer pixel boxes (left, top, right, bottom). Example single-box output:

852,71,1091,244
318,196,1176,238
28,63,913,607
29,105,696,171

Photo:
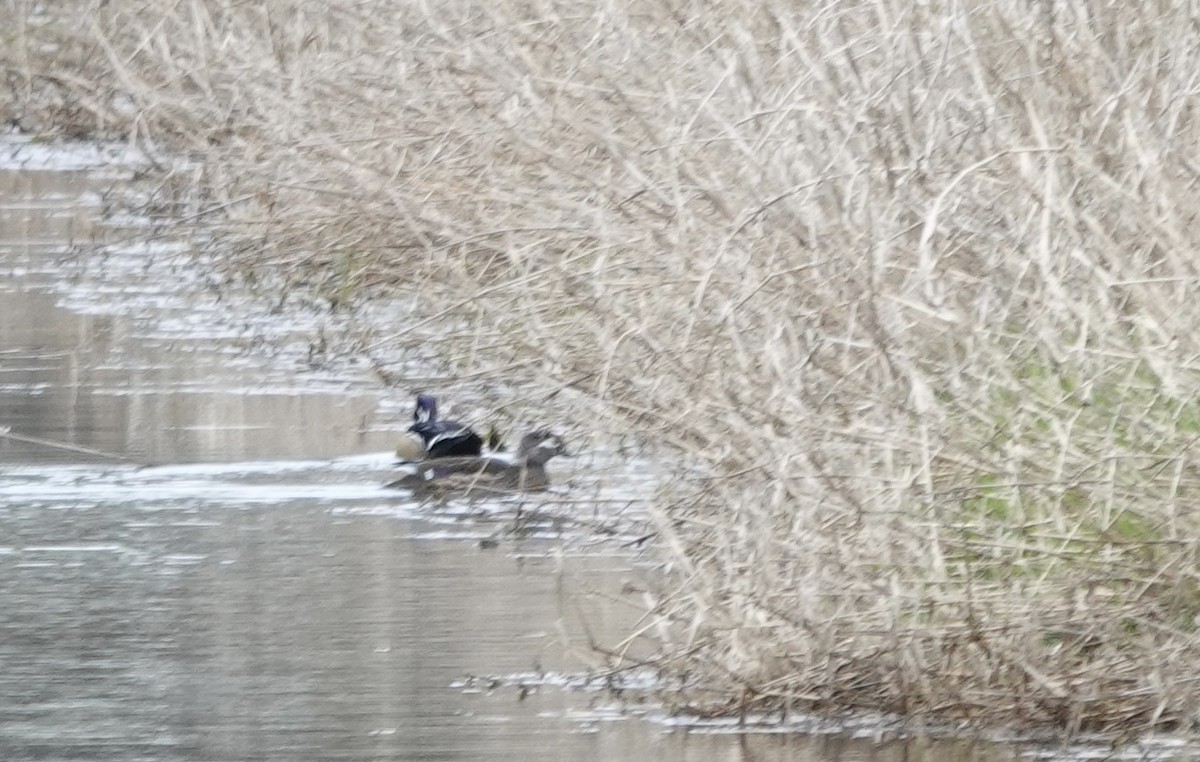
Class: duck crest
413,393,438,424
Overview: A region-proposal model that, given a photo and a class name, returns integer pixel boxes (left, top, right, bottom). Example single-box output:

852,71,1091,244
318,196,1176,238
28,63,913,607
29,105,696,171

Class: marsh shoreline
8,0,1200,741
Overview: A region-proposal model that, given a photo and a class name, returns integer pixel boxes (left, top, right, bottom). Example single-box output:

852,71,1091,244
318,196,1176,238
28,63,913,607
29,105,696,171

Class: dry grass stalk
7,0,1200,736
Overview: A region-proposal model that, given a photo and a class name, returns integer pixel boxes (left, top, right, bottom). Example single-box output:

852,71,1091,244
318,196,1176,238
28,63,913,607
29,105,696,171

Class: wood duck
396,393,486,460
386,429,568,492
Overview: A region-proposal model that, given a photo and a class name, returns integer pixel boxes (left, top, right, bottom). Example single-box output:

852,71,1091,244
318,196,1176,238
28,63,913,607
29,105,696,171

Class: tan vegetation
7,0,1200,736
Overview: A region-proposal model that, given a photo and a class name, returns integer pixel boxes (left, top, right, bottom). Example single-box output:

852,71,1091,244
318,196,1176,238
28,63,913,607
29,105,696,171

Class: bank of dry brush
7,0,1200,735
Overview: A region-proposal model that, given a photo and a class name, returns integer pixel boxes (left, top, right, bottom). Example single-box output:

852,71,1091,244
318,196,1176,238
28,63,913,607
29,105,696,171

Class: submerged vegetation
7,0,1200,736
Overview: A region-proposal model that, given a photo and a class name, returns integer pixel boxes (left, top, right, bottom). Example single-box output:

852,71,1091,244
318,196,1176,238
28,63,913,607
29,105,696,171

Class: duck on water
395,393,498,461
387,429,569,492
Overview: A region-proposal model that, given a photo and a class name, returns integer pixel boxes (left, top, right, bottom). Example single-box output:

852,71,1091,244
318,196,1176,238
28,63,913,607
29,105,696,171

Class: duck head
517,429,569,465
413,393,438,424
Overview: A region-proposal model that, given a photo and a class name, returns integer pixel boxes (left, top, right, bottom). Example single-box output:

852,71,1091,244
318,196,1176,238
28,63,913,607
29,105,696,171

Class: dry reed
7,0,1200,736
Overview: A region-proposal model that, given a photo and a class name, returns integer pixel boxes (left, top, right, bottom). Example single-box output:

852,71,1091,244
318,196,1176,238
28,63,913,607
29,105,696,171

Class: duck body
387,430,567,493
397,393,486,460
409,419,485,459
394,432,427,461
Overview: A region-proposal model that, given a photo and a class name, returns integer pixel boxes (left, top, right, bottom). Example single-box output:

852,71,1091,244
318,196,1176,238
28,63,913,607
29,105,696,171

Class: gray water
0,137,1038,761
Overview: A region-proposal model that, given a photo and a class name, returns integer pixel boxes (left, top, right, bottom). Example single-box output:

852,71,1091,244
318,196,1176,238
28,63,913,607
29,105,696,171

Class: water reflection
0,155,391,465
0,473,631,759
0,138,1035,761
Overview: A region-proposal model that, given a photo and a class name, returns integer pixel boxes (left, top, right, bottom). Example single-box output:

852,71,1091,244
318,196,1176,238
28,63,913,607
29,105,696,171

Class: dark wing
409,419,484,458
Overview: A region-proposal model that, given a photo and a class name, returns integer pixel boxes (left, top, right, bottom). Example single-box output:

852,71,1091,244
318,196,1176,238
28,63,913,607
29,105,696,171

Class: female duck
396,393,487,460
387,429,568,492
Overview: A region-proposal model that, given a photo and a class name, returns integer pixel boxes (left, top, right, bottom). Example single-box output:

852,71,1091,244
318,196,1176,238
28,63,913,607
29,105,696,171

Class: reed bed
7,0,1200,736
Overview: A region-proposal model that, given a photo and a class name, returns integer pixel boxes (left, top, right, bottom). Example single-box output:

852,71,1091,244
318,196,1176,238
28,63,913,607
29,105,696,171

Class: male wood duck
386,429,568,492
396,393,488,461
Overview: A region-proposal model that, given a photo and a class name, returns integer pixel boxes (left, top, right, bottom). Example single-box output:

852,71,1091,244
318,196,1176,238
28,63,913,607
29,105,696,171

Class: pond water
0,137,1044,760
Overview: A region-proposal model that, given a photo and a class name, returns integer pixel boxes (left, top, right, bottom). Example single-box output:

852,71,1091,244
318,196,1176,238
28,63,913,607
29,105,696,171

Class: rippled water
0,136,1049,760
